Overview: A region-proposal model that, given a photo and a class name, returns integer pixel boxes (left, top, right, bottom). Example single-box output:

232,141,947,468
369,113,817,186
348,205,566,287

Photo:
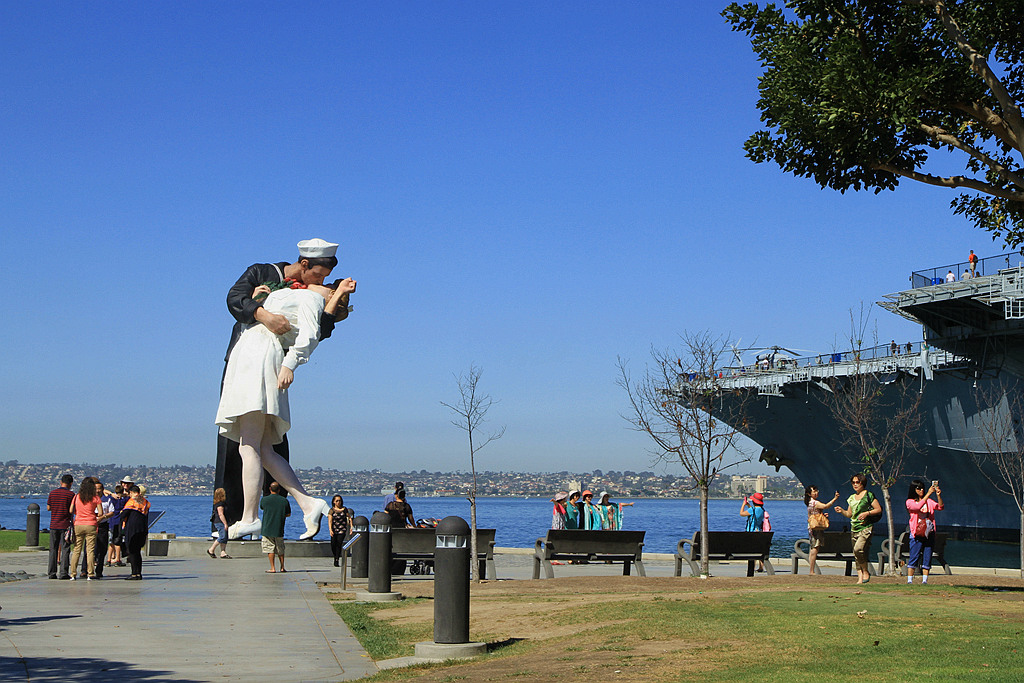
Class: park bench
674,531,774,577
532,530,646,579
876,532,951,576
791,532,876,576
391,527,497,580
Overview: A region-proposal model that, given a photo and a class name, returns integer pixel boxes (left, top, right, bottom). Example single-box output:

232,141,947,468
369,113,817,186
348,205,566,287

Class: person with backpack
834,473,882,584
905,480,944,584
740,492,769,572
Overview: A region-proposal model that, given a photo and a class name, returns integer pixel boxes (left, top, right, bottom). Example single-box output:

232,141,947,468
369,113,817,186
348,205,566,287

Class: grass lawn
0,529,38,552
329,575,1024,682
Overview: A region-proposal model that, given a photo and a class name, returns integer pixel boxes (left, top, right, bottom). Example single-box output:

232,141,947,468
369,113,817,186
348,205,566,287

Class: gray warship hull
713,262,1024,540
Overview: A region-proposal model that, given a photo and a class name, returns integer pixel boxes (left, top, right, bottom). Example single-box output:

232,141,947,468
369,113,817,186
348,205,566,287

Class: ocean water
5,495,1018,567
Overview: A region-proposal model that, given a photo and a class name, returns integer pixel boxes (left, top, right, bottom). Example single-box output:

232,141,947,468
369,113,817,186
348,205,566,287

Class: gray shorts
261,536,285,555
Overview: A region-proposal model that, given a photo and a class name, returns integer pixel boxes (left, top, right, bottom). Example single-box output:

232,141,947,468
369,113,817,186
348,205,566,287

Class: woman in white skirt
216,278,354,540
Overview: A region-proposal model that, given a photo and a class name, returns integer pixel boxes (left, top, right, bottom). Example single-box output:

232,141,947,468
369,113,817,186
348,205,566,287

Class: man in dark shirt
260,482,292,573
215,238,355,527
46,474,75,579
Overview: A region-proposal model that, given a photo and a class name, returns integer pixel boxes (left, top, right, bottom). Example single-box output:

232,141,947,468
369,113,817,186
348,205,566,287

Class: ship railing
724,341,924,377
710,347,963,391
910,251,1024,288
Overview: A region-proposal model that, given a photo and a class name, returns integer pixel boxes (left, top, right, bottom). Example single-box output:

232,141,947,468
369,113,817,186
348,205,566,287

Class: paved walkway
0,550,378,682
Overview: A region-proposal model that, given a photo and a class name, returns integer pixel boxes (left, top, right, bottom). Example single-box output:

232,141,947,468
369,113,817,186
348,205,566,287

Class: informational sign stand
340,532,362,590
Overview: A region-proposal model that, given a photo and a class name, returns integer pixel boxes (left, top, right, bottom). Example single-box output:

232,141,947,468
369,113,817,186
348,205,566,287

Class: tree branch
917,123,1024,190
909,0,1024,158
871,162,1024,201
951,102,1020,150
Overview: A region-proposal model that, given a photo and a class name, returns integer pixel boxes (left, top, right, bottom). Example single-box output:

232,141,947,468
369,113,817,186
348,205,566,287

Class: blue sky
0,3,988,476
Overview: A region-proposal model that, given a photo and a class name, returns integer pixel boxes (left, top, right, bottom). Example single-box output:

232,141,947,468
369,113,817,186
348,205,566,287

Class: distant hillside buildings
0,461,804,499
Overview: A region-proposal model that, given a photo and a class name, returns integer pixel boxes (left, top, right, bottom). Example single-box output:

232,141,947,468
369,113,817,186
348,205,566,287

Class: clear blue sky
0,3,988,476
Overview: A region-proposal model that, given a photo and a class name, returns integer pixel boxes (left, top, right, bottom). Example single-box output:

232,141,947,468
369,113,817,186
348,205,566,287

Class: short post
350,516,369,579
355,511,402,601
413,516,486,660
19,503,45,551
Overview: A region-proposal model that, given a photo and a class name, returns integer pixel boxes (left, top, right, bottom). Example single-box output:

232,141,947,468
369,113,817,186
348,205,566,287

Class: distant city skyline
1,4,982,476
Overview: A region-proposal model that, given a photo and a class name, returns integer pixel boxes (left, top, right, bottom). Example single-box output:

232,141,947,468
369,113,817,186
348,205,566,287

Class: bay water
5,495,1017,567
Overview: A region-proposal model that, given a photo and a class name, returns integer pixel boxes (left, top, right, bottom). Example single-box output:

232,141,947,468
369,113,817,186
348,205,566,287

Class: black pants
127,536,146,576
80,526,109,577
214,433,289,530
48,529,71,579
331,534,345,561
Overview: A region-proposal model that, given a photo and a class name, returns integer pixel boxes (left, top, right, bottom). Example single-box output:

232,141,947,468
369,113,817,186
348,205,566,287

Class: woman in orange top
121,485,151,580
69,478,105,580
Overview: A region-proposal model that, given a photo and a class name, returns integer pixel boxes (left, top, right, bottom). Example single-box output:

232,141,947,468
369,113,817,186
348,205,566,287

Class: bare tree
618,331,754,576
823,307,922,575
441,365,505,582
968,381,1024,578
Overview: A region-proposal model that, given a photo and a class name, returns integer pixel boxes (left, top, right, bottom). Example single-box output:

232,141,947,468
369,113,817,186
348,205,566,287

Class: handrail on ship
910,251,1024,289
717,340,925,378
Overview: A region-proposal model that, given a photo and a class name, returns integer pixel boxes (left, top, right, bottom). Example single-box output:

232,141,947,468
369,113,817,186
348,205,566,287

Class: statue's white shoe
227,519,262,540
299,499,330,540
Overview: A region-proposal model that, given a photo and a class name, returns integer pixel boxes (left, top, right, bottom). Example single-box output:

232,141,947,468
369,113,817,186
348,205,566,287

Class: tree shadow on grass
488,637,526,653
0,655,200,682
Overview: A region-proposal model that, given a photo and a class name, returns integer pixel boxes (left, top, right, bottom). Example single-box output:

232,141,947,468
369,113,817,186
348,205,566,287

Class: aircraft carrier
706,253,1024,541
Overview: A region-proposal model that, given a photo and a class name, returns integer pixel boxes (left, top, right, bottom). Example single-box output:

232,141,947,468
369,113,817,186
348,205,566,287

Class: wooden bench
390,527,497,580
675,531,774,577
791,532,877,576
876,532,951,576
533,530,646,579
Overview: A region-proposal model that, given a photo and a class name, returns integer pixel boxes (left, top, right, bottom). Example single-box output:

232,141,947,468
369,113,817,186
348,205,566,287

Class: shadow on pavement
0,614,80,627
1,655,200,682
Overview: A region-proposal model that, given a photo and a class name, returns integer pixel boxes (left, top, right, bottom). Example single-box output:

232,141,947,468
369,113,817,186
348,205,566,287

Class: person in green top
260,482,291,573
834,473,882,584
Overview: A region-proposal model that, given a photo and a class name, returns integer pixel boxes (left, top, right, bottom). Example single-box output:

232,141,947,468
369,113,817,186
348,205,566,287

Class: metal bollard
26,503,41,547
367,511,392,594
433,516,470,644
350,516,369,578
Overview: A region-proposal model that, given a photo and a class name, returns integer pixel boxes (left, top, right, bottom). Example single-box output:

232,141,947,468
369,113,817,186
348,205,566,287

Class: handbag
63,525,76,545
809,511,830,530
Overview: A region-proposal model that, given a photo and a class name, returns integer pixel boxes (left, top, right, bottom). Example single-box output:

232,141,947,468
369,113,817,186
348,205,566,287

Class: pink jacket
906,498,942,537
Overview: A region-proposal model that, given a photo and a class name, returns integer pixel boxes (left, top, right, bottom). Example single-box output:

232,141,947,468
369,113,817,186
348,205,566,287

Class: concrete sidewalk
0,550,378,682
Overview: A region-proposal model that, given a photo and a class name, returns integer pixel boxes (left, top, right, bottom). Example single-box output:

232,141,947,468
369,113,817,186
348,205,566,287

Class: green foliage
724,0,1024,246
0,530,30,553
332,600,433,660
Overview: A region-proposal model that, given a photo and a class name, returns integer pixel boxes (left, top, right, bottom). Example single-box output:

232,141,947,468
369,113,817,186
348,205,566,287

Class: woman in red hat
740,492,768,572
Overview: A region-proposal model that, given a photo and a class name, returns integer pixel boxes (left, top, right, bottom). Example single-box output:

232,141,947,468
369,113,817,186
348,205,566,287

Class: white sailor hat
297,238,339,259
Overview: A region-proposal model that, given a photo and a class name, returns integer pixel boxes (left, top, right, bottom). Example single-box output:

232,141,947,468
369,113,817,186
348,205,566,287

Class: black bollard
367,511,392,594
26,503,41,547
350,516,369,578
433,516,471,644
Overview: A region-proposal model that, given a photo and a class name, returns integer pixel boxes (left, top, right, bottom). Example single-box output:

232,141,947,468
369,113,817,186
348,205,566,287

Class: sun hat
751,492,764,505
568,489,581,499
120,476,134,484
552,491,569,503
599,491,610,502
582,490,593,497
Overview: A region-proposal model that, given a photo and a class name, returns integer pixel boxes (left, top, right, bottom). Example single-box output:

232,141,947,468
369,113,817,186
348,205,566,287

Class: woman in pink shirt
68,477,105,580
905,479,944,584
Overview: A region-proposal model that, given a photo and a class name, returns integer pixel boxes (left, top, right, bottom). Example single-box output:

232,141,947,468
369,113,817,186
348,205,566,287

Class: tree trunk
699,484,710,577
469,495,479,582
1019,508,1023,580
881,487,896,576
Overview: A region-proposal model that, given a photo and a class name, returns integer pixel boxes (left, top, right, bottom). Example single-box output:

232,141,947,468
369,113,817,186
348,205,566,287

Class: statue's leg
259,440,318,517
237,411,267,525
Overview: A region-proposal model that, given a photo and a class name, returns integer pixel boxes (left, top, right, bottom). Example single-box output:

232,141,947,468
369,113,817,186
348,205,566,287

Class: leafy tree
724,0,1024,245
618,332,754,576
441,365,505,582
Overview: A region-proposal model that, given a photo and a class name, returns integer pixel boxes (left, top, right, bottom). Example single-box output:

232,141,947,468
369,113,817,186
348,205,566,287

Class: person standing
740,492,768,572
81,479,114,578
207,488,231,559
968,249,979,277
946,269,956,283
328,495,352,567
216,238,354,529
121,485,151,580
384,489,415,529
565,490,582,530
68,478,104,581
834,474,882,584
550,492,569,530
906,480,944,584
804,486,839,574
106,485,127,567
383,482,405,508
261,482,291,573
580,491,601,530
46,474,75,580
